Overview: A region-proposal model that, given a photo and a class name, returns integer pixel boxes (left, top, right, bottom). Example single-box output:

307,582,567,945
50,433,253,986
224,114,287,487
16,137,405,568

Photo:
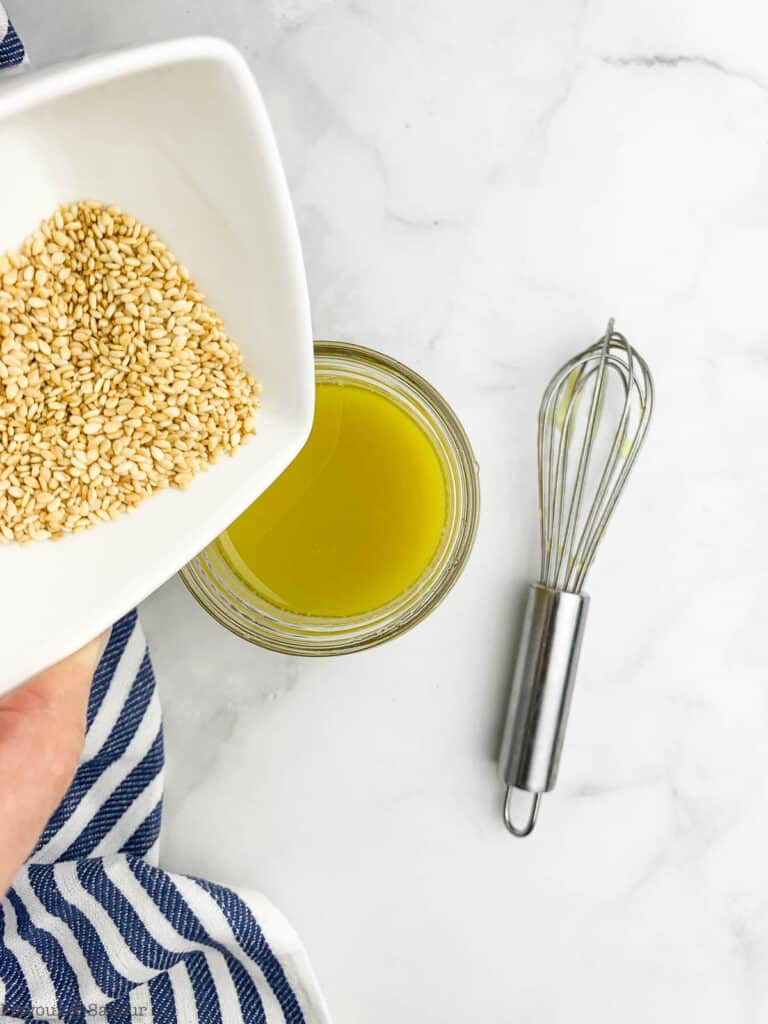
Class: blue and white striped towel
0,5,26,70
3,611,331,1023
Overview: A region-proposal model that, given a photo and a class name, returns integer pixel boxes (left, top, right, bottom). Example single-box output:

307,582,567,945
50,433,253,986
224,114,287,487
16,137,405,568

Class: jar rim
180,340,480,655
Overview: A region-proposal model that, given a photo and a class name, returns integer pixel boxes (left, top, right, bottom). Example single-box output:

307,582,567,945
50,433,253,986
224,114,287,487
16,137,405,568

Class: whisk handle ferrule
499,584,589,832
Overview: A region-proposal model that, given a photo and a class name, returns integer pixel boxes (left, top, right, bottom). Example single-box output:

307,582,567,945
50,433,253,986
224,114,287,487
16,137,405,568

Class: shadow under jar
180,341,480,655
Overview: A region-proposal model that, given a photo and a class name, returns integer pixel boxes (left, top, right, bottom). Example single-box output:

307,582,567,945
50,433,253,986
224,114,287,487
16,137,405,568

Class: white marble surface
14,1,768,1020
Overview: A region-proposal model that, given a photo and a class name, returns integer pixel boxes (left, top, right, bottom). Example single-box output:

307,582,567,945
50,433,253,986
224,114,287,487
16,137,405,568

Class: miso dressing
218,381,447,617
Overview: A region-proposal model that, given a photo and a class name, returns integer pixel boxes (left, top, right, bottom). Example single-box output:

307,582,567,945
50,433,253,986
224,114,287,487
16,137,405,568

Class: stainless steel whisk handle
499,584,589,837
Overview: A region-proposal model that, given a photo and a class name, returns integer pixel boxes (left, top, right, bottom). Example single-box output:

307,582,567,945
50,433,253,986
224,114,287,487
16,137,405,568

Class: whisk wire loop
537,320,653,594
565,346,633,591
555,327,610,590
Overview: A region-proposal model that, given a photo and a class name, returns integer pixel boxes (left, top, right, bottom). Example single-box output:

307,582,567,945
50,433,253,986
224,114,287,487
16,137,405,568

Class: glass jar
179,341,480,655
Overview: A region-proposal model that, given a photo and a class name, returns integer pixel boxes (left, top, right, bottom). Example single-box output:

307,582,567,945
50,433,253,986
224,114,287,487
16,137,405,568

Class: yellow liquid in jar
217,381,447,617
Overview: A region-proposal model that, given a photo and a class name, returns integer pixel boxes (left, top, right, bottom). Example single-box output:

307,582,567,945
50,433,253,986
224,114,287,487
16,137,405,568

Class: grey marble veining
15,2,768,1020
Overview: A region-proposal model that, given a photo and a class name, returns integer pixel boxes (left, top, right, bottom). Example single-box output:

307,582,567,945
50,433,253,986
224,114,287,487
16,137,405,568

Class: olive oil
218,381,447,617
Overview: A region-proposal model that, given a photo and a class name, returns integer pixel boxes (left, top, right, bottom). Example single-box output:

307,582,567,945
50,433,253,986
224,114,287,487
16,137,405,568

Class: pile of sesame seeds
0,201,260,542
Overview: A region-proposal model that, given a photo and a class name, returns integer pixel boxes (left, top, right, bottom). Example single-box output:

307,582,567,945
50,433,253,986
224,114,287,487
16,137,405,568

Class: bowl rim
0,37,252,119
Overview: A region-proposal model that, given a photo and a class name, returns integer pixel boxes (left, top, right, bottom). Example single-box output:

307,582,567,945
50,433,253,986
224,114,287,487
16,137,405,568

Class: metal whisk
498,320,653,836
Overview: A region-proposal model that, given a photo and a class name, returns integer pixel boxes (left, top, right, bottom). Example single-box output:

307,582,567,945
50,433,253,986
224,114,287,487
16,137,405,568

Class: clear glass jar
179,341,480,655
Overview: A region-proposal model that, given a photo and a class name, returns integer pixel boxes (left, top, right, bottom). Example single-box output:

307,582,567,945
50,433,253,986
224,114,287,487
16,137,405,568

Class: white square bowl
0,38,314,693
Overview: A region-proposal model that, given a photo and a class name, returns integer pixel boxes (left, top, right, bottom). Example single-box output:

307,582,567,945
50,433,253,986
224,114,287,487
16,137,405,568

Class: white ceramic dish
0,37,314,694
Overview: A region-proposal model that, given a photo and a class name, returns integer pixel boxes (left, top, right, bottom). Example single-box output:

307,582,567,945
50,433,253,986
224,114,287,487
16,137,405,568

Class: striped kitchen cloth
1,611,331,1023
0,5,26,70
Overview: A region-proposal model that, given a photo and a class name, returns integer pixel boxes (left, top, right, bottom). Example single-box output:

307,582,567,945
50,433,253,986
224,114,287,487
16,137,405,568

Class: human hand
0,634,108,895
